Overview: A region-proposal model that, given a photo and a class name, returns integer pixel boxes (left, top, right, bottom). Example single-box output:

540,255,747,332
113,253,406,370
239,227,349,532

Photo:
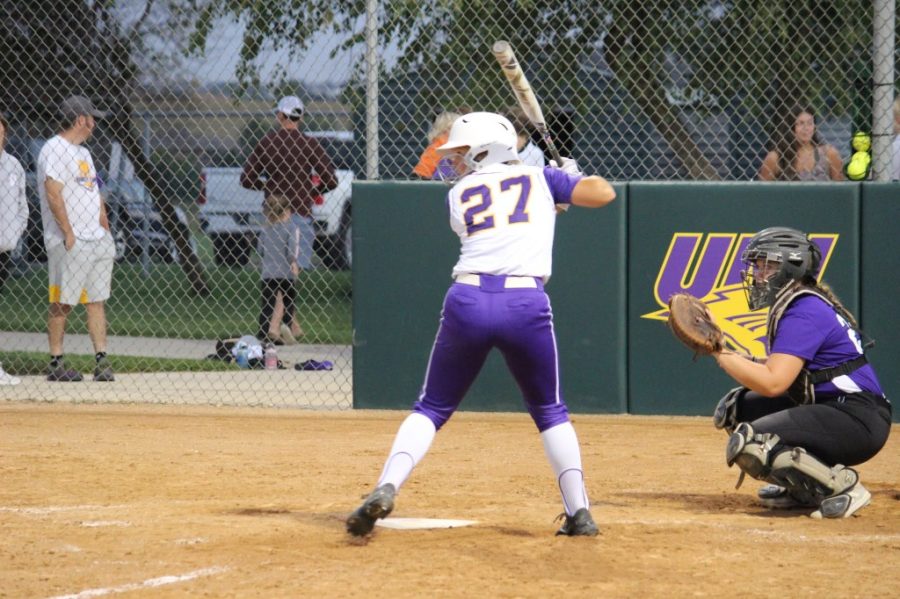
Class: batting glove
550,157,583,176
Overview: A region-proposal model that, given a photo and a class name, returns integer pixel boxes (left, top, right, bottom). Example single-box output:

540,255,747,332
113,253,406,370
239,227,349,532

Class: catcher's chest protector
766,283,833,350
766,283,867,405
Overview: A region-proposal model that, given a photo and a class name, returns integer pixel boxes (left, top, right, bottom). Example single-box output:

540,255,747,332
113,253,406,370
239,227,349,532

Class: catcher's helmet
436,112,519,173
740,227,822,310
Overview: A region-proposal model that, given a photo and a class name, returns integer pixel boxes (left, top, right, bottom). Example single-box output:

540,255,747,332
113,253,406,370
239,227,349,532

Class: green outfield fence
0,1,896,409
352,181,899,421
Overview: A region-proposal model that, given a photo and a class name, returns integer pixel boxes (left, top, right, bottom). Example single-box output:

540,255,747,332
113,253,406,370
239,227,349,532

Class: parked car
198,164,353,270
103,177,192,264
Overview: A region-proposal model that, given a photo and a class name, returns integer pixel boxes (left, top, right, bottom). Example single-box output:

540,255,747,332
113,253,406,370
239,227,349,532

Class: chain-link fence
0,1,896,407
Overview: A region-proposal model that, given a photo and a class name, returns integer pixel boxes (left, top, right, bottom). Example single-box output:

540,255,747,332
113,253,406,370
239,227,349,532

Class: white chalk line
0,505,127,515
174,537,208,545
79,521,131,528
47,566,229,599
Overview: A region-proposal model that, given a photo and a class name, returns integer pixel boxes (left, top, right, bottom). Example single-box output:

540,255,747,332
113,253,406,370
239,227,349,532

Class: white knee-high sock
377,412,437,490
540,421,589,515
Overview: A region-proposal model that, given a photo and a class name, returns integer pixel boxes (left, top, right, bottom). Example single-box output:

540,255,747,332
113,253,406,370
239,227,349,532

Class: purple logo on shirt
643,232,838,357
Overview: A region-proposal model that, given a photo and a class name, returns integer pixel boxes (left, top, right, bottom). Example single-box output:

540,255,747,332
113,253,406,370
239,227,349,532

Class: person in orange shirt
412,111,462,179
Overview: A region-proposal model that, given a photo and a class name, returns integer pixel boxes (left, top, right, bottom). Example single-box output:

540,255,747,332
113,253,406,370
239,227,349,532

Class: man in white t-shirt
0,112,26,386
0,112,27,295
37,96,116,382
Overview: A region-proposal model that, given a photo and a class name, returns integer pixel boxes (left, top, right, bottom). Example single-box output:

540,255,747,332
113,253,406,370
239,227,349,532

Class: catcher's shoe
810,482,871,519
555,508,599,537
346,483,396,536
757,484,818,509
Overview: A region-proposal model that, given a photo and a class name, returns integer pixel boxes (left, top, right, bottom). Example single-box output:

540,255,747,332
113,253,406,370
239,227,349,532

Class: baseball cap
275,96,304,119
60,95,108,119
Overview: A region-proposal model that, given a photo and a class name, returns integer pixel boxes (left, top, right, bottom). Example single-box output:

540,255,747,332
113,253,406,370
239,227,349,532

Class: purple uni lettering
655,234,735,302
653,233,839,304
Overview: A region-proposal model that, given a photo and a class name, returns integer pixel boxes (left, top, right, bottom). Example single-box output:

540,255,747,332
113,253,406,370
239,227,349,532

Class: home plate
375,518,478,530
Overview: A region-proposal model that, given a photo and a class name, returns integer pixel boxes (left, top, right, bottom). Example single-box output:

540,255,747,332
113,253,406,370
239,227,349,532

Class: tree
0,0,209,295
187,0,874,181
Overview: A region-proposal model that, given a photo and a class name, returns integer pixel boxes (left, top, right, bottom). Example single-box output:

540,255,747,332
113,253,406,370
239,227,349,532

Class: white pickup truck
197,167,353,270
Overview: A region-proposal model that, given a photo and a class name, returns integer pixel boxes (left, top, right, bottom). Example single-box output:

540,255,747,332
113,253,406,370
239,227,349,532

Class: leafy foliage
187,0,877,179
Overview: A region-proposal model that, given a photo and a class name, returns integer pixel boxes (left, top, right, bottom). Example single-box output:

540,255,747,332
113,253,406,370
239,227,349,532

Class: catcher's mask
740,227,821,310
436,112,519,175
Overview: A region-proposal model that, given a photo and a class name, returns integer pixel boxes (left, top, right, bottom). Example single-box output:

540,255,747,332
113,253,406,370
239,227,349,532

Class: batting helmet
437,112,519,173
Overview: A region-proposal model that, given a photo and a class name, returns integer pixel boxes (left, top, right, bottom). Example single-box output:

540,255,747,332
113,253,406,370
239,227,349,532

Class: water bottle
235,343,250,369
264,342,278,370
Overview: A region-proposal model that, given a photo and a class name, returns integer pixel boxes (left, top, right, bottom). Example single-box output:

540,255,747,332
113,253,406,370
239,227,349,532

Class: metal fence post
365,0,379,180
872,0,896,181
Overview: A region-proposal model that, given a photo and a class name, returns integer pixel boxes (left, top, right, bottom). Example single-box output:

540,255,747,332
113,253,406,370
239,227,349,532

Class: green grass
0,351,235,376
0,263,352,344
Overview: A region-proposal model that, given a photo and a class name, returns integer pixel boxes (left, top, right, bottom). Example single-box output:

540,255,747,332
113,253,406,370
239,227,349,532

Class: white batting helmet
437,112,519,172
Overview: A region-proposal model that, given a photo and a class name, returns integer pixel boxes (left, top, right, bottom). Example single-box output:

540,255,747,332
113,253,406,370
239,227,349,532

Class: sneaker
93,357,115,382
280,323,299,345
47,361,83,382
757,484,818,509
555,508,599,536
346,483,396,537
810,482,872,519
0,364,21,386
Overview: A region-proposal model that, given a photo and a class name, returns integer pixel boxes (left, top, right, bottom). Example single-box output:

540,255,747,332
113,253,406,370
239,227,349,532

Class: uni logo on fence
642,232,838,358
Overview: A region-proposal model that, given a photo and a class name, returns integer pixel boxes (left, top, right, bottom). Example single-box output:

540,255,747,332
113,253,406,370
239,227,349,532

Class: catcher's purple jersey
412,165,582,432
771,295,884,397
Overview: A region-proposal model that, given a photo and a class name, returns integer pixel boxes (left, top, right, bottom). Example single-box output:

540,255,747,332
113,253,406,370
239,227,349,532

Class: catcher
668,227,891,518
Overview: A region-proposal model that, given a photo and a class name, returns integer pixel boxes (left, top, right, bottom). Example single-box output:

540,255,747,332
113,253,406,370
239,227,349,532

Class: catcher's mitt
666,293,725,357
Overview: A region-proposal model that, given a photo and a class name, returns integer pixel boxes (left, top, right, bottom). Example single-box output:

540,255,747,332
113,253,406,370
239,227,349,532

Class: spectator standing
0,112,27,294
36,96,116,382
759,105,844,181
241,95,338,340
891,97,900,181
506,106,546,167
257,194,299,345
412,110,462,179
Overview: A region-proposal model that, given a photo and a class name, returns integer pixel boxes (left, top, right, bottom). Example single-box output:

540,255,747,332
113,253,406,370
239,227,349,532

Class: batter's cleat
810,482,871,519
93,357,115,382
757,484,818,509
346,483,396,536
555,508,599,536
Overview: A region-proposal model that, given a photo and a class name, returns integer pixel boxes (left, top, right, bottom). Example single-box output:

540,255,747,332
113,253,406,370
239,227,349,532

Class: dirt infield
1,402,898,598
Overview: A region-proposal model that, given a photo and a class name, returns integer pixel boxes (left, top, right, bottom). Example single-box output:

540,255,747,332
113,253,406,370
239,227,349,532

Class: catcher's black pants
258,278,296,338
736,391,892,466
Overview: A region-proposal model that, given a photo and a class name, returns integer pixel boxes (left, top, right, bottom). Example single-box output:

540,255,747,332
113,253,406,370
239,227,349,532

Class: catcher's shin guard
726,424,861,509
768,447,860,511
725,423,780,487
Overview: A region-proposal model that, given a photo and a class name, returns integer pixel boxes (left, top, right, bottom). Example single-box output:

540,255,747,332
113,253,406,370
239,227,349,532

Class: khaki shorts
48,233,116,305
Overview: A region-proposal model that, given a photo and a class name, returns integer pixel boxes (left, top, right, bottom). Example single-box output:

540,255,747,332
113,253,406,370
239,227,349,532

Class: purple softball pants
412,274,571,432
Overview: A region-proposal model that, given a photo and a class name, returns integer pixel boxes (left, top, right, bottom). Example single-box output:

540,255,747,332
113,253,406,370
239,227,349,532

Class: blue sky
192,19,358,86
